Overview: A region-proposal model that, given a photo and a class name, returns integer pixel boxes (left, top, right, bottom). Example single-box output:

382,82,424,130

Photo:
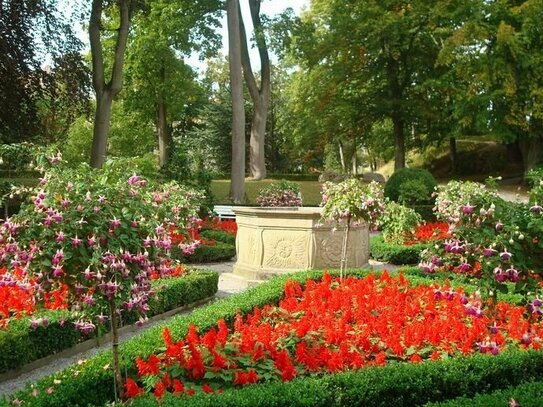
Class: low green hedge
424,380,543,407
0,271,218,374
179,242,236,263
200,229,236,246
1,269,536,407
370,235,430,264
129,351,543,407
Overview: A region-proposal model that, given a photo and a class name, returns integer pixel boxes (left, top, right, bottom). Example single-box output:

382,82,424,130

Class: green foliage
370,235,429,265
256,180,303,207
172,242,236,263
384,168,437,206
378,202,422,245
425,380,543,407
526,167,543,204
200,229,236,246
0,272,218,374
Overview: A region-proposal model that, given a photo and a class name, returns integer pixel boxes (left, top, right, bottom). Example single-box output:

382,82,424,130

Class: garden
0,155,540,406
3,0,543,405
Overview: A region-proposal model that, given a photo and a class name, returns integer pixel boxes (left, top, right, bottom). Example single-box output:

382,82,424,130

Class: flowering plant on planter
0,155,203,399
321,179,385,277
256,180,302,207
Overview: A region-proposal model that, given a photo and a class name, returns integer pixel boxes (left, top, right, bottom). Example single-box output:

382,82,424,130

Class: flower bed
2,270,541,407
128,272,543,400
0,271,218,374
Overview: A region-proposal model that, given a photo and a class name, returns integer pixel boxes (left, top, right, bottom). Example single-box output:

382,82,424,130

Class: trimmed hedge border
370,235,430,265
0,269,536,407
424,380,543,407
0,271,218,375
200,229,236,246
129,351,543,407
180,242,236,263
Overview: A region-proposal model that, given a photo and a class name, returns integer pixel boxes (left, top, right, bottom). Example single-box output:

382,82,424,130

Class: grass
211,179,323,206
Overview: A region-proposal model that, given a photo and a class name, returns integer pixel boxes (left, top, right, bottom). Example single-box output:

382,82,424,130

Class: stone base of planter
232,206,369,280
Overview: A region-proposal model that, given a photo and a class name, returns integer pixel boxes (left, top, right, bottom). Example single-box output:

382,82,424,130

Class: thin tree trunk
109,299,124,401
393,115,405,170
157,82,171,168
340,215,351,280
90,91,113,168
449,137,457,174
228,0,245,203
338,141,346,173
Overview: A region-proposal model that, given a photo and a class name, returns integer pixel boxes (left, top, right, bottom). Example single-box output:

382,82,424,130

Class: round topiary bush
384,168,438,206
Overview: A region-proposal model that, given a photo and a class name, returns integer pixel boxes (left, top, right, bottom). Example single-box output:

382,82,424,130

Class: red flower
125,378,143,398
202,383,214,394
154,382,165,399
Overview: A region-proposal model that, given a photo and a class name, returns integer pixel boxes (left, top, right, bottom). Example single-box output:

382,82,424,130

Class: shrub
425,380,543,407
0,272,218,374
377,201,422,245
256,180,302,207
200,229,236,246
172,241,236,263
384,168,437,206
370,235,429,265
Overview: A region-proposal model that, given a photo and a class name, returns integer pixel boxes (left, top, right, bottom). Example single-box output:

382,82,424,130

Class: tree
228,0,246,203
439,0,543,173
0,0,83,143
239,0,270,180
288,0,472,172
121,0,221,168
89,0,134,168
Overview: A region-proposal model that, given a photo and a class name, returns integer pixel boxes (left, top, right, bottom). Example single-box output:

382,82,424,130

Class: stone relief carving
262,233,307,269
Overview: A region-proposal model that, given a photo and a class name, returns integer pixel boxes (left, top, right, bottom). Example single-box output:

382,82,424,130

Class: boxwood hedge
129,351,543,407
424,380,543,407
179,242,236,263
370,235,430,264
0,269,537,406
0,271,218,374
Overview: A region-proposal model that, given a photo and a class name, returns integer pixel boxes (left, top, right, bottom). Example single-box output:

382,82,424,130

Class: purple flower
110,217,121,230
495,222,504,232
499,250,512,261
55,231,65,243
483,247,496,257
128,174,140,185
462,203,475,215
52,249,64,266
530,204,542,215
71,236,82,248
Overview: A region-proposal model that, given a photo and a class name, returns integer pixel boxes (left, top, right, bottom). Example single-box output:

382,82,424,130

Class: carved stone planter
232,206,369,280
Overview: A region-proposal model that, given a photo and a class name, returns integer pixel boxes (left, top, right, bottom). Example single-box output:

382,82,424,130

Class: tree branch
239,5,259,103
89,0,104,94
109,0,131,96
249,0,270,92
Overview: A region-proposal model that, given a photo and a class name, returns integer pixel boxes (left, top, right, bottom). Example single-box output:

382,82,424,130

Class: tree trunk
338,141,346,172
108,299,124,401
393,115,406,170
449,137,457,174
239,0,270,180
228,0,246,203
157,86,171,168
90,91,113,168
518,134,543,173
89,0,131,168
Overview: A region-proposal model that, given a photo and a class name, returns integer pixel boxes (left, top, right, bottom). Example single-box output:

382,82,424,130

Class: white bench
213,205,236,220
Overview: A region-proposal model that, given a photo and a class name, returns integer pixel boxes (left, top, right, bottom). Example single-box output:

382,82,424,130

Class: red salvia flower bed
127,272,543,399
0,267,68,328
405,222,450,245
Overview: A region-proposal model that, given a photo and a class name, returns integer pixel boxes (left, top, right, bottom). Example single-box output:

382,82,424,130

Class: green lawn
211,179,323,206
